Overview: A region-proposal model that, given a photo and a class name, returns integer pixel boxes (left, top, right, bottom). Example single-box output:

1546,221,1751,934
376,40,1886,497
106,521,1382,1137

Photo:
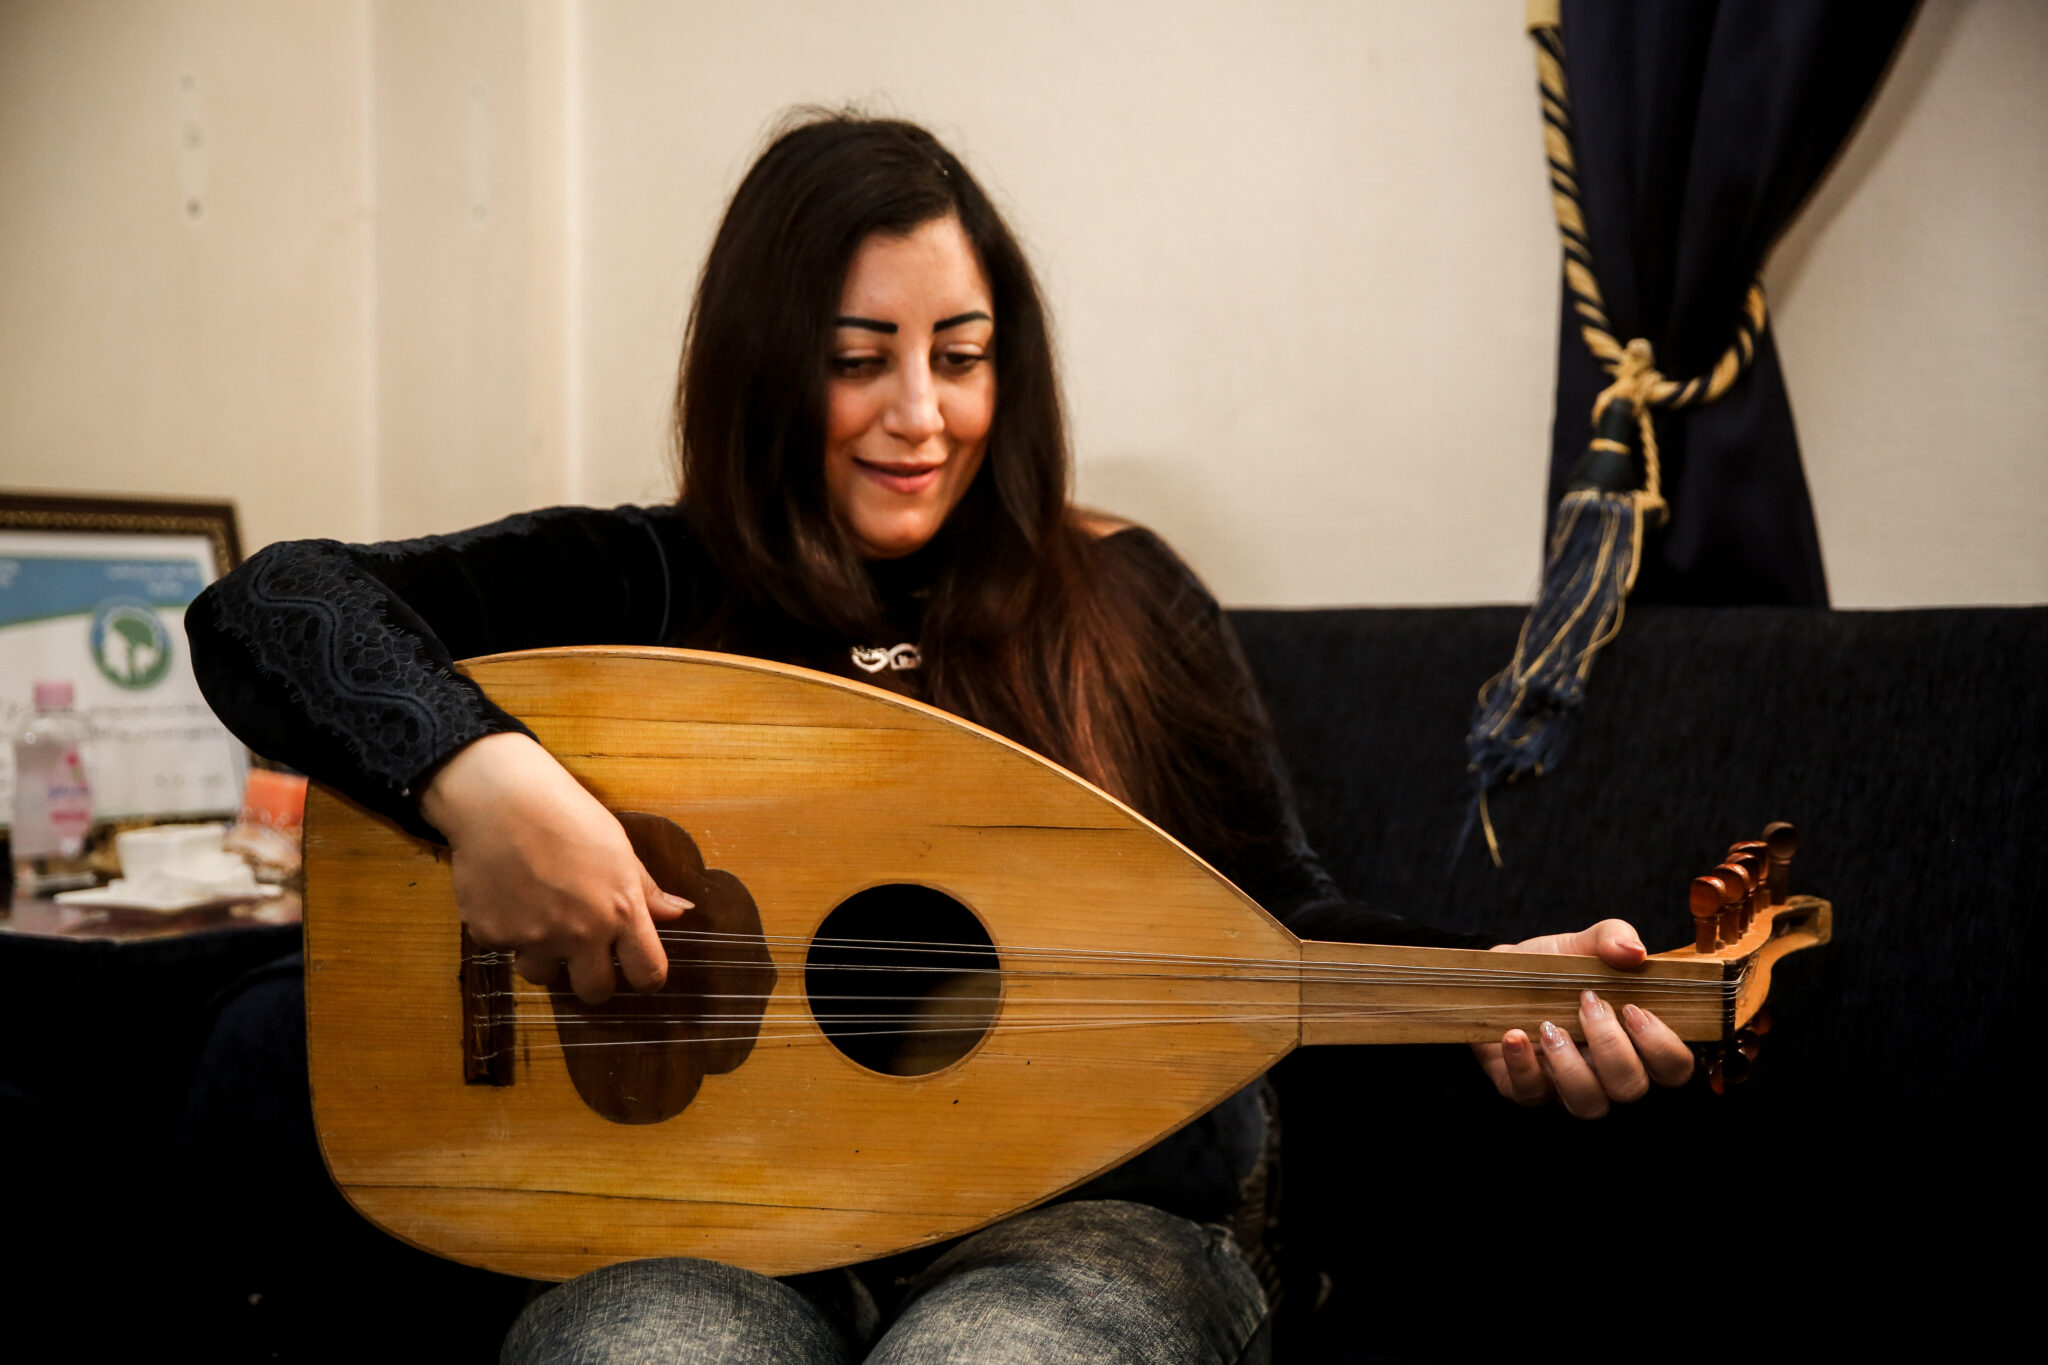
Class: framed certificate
1,492,248,825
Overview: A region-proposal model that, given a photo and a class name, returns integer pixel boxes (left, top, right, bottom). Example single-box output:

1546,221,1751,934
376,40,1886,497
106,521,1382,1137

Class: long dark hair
674,112,1257,853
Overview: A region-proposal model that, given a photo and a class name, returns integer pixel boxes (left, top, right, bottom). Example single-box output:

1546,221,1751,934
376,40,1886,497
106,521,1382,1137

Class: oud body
304,648,1827,1280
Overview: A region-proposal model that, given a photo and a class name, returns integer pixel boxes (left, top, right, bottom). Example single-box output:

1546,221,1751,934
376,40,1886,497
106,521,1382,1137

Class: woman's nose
882,359,943,444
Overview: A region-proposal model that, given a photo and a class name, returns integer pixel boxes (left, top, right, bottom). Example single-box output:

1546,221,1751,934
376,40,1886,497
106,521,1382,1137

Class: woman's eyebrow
934,311,992,331
835,316,897,334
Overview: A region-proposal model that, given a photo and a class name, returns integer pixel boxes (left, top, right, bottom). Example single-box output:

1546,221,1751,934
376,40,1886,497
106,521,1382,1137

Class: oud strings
467,925,1739,985
453,922,1743,1052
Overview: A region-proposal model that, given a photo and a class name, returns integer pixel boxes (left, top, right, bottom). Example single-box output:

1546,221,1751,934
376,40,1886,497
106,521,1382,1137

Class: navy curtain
1548,0,1919,605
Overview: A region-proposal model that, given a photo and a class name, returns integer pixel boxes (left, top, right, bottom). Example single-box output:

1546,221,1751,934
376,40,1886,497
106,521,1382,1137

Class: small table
0,888,303,1148
3,887,301,941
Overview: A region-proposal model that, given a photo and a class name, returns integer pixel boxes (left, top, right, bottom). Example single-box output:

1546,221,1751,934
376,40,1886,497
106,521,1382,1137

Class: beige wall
1765,0,2048,608
0,0,373,545
2,0,2042,607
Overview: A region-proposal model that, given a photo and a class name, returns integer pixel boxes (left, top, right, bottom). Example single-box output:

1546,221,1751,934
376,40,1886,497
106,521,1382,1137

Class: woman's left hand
1472,918,1696,1118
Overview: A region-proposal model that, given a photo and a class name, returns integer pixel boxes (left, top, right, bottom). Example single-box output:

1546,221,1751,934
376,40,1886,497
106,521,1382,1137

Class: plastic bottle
11,679,97,893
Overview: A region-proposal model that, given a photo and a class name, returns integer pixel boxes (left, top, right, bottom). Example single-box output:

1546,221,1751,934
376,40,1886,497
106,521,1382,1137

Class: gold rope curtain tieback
1458,9,1772,868
1536,8,1769,516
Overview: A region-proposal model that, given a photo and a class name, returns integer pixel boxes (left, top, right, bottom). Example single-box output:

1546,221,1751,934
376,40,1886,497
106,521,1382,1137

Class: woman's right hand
419,732,691,1004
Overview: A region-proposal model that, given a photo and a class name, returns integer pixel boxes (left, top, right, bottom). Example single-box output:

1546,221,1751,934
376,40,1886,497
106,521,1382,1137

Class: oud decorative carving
540,812,775,1124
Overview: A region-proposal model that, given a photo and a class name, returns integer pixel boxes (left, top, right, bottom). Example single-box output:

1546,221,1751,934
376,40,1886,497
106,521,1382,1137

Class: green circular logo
90,597,173,690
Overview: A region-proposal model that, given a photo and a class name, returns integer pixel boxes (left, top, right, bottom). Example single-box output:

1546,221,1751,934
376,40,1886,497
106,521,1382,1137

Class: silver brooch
851,643,922,673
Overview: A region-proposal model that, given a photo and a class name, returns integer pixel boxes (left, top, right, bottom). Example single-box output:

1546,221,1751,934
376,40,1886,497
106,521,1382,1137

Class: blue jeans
501,1200,1270,1365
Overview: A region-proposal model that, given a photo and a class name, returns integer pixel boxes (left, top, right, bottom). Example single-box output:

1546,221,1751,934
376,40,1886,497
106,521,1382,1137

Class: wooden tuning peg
1728,839,1766,867
1762,821,1800,904
1711,862,1751,945
1702,1026,1764,1097
1690,875,1728,953
1728,844,1767,933
1724,1030,1760,1083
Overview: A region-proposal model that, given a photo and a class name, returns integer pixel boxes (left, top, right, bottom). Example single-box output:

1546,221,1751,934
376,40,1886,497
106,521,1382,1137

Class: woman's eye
830,355,883,377
938,351,986,373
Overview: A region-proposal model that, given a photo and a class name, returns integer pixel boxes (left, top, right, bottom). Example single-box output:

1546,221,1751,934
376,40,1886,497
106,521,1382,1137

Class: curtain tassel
1459,344,1667,867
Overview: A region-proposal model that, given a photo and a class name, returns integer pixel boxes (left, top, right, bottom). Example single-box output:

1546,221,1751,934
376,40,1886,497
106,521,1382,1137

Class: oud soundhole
806,885,1000,1077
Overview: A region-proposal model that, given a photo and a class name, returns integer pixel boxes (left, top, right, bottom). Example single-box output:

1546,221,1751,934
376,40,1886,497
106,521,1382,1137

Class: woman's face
824,215,996,560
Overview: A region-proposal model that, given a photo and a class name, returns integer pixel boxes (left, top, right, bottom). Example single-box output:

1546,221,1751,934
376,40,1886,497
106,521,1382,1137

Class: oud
304,647,1829,1280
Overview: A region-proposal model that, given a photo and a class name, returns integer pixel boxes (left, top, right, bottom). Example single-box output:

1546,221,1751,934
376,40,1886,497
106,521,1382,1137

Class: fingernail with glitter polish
1540,1020,1568,1051
1580,990,1606,1021
1623,1003,1648,1031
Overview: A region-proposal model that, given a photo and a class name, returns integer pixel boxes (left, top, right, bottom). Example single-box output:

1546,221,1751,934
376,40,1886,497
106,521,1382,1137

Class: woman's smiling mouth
854,458,943,494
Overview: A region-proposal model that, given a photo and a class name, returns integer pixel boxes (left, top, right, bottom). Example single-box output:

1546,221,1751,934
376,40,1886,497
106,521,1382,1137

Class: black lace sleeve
186,504,704,840
1099,528,1492,951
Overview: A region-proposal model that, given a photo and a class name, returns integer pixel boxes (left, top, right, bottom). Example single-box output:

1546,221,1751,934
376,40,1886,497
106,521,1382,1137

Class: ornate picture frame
0,491,242,576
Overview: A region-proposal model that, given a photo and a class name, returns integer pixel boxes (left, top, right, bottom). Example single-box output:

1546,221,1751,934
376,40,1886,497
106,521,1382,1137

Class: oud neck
1296,939,1735,1046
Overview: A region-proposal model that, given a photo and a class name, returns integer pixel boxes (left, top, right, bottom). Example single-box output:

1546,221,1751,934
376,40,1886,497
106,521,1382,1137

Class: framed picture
1,491,249,826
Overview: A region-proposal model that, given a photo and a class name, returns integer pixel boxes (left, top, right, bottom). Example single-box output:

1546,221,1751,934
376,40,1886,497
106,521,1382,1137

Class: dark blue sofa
1232,603,2044,1358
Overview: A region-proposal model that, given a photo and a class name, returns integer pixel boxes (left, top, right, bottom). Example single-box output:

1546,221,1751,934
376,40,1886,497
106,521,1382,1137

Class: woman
189,114,1691,1363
